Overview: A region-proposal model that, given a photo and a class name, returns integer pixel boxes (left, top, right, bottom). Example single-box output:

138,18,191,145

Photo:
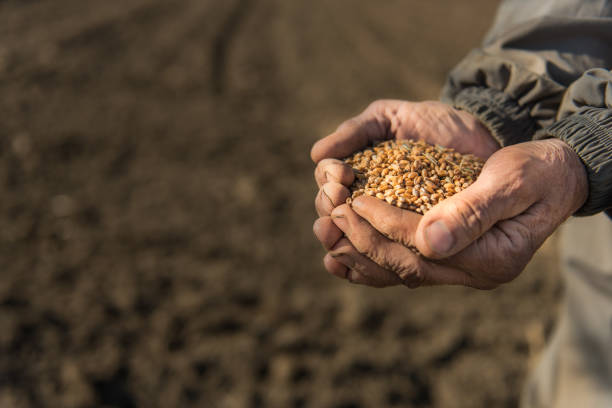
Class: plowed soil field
0,1,562,407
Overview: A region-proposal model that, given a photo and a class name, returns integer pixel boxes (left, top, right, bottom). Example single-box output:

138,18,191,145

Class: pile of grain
345,140,485,214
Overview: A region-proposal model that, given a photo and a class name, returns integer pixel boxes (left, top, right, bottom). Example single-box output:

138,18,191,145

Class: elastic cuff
544,107,612,216
453,87,537,147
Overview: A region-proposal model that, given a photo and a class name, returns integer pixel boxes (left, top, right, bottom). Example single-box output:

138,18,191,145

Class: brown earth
0,1,562,407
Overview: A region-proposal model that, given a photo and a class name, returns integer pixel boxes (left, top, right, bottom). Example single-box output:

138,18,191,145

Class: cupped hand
311,100,500,164
312,100,500,282
322,138,588,289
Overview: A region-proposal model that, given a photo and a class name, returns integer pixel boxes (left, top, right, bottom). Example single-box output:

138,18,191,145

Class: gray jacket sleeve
541,69,612,215
442,0,612,215
441,0,612,147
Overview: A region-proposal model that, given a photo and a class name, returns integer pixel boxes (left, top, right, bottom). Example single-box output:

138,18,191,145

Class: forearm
538,69,612,216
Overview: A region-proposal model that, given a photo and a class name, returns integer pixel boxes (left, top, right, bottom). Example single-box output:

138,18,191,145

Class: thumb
414,176,531,259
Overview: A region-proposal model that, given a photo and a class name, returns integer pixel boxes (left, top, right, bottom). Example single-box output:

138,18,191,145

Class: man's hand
312,100,500,283
319,139,588,289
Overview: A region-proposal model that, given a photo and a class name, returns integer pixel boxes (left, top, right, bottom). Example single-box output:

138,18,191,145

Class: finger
331,203,424,286
323,253,348,280
329,238,401,287
331,204,470,287
346,269,382,286
315,182,351,216
414,162,534,259
351,195,421,248
350,193,518,289
314,159,355,188
310,101,398,163
313,216,344,250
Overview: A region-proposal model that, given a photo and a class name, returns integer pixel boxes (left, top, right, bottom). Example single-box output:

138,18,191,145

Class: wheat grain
344,140,485,214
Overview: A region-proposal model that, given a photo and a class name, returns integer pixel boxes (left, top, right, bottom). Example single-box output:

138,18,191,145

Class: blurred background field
0,1,562,407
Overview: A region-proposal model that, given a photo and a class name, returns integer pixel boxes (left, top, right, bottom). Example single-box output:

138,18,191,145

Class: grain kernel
344,140,484,215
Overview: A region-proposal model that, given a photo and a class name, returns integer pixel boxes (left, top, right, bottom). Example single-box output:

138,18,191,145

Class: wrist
541,108,612,216
452,87,537,148
456,109,501,158
543,138,589,214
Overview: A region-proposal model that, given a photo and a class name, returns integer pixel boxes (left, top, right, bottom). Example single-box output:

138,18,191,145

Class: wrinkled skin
312,100,588,289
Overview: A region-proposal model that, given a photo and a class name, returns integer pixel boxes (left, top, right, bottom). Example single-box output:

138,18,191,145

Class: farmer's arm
442,0,612,147
537,68,612,216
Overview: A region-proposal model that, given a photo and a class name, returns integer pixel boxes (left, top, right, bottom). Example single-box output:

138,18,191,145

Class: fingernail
331,213,348,231
352,197,365,210
347,270,359,283
424,220,454,255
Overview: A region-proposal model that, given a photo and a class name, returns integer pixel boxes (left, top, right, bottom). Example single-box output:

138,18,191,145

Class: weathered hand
312,100,500,283
322,139,588,289
311,100,500,163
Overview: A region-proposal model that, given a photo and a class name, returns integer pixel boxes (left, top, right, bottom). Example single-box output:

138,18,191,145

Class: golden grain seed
344,140,484,215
